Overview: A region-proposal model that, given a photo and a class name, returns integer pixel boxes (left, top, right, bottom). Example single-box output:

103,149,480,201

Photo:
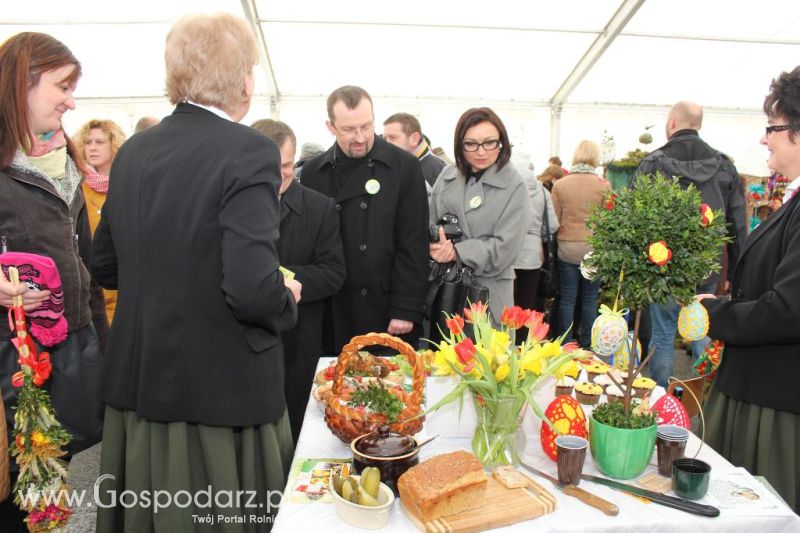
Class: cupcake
632,377,656,399
574,382,602,405
605,384,625,404
593,373,614,393
585,362,610,382
555,376,576,396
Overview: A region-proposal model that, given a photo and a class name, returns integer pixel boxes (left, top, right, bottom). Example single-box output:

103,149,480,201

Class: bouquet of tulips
426,302,590,466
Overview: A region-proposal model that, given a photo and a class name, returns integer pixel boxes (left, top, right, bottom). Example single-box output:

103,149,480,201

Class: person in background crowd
512,153,558,337
134,115,159,133
91,14,301,531
251,118,346,443
537,163,565,192
294,141,324,179
301,85,428,353
549,155,569,176
0,32,105,532
429,107,529,323
74,119,127,322
697,65,800,513
383,112,446,189
551,141,610,347
637,101,747,387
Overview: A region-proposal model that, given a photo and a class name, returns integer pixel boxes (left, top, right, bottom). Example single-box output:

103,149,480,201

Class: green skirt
705,385,799,512
96,405,294,533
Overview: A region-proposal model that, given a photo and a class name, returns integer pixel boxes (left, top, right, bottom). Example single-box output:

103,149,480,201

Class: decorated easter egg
609,331,641,371
540,395,588,461
678,301,709,341
591,310,628,356
652,394,691,429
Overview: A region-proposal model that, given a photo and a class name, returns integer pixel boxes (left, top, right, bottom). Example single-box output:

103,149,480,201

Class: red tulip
446,315,465,335
464,301,489,321
501,306,533,330
455,338,477,364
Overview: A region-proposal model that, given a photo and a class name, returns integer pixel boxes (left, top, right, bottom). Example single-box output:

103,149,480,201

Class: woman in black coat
698,65,800,512
252,119,346,443
90,14,301,531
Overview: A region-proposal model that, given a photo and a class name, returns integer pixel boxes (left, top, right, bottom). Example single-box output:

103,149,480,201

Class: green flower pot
589,416,657,480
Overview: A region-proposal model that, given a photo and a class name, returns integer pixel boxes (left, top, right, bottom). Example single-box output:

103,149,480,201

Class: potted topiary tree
583,172,729,479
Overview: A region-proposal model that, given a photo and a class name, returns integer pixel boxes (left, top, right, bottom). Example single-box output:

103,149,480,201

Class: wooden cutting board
401,476,557,533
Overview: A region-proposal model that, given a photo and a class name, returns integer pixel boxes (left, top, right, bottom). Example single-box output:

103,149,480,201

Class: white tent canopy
3,0,800,175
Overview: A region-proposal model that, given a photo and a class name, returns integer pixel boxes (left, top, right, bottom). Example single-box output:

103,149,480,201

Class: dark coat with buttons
91,103,298,426
301,135,429,352
277,179,345,439
702,194,800,414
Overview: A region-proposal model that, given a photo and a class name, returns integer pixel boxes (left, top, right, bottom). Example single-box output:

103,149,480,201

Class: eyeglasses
765,124,791,136
335,122,374,137
462,139,502,152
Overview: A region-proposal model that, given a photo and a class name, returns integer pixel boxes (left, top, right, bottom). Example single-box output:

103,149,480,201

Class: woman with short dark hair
429,107,529,324
698,65,800,512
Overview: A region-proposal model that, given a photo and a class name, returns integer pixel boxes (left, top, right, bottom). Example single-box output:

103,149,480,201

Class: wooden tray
401,476,557,533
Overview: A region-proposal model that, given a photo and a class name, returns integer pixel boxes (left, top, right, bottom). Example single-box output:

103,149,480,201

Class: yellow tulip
432,343,457,376
520,349,544,375
494,363,510,382
555,360,580,380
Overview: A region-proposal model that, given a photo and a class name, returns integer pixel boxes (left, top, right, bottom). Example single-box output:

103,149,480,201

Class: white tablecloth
272,358,800,533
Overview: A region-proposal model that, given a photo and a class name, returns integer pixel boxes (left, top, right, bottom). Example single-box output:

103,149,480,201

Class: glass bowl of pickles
330,467,395,529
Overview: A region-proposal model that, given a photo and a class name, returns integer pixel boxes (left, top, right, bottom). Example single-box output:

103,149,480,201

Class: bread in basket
324,333,425,443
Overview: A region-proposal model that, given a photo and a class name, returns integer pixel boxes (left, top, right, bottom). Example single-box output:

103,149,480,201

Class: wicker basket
324,333,425,443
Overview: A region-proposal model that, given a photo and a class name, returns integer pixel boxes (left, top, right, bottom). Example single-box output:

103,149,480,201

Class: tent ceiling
2,0,800,110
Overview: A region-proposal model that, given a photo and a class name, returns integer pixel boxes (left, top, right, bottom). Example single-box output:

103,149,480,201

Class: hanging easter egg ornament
647,240,672,266
700,203,715,226
591,304,628,356
678,300,709,341
609,331,641,371
652,394,691,429
540,395,587,461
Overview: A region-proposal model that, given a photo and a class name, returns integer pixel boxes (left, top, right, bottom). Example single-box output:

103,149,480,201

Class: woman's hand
0,269,50,311
429,227,456,263
695,293,716,302
284,278,302,304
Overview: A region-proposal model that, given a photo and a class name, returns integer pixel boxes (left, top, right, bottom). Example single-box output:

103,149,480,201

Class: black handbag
538,193,560,300
425,261,488,344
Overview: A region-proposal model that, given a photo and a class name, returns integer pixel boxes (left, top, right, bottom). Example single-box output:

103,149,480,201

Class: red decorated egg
540,395,588,461
652,394,690,429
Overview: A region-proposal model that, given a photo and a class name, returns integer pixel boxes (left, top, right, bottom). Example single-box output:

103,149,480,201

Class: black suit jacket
301,136,429,352
91,103,297,426
277,180,345,437
703,194,800,414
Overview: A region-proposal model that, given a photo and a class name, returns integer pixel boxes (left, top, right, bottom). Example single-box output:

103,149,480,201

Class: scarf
27,130,67,180
570,163,597,175
84,170,110,193
414,138,432,160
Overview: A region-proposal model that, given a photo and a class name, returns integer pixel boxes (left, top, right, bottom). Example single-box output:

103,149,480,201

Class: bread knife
520,461,619,516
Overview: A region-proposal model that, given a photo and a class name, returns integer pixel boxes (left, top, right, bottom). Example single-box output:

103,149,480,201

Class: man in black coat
636,101,747,386
252,119,346,441
301,86,429,353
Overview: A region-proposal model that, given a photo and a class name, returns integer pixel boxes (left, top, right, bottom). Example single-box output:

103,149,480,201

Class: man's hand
387,318,413,335
0,269,50,311
429,227,456,263
284,278,302,304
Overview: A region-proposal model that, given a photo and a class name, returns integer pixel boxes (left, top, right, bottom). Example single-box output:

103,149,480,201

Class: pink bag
1,252,68,346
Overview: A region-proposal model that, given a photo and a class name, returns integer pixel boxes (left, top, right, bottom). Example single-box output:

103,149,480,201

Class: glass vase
471,393,527,468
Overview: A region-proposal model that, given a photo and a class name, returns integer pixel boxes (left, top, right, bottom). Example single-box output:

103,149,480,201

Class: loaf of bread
398,450,487,522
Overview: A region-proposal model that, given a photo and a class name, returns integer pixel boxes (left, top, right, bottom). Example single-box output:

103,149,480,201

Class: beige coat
430,162,530,321
551,172,611,243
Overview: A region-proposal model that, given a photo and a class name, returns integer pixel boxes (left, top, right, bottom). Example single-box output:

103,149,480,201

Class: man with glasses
301,85,429,353
636,100,747,387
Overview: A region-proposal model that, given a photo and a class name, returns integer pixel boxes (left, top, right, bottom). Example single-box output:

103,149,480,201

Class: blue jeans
558,259,601,348
648,278,717,387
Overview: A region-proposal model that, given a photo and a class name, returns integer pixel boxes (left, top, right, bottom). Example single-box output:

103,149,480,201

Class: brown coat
550,172,611,243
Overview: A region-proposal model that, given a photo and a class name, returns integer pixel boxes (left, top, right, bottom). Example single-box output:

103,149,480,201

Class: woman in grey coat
429,108,530,324
513,156,559,333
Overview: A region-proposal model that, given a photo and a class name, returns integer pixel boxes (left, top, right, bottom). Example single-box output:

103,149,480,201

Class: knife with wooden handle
521,461,619,516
